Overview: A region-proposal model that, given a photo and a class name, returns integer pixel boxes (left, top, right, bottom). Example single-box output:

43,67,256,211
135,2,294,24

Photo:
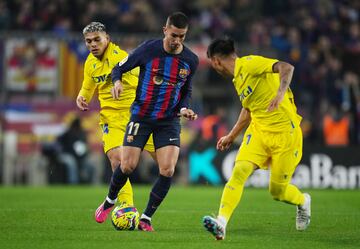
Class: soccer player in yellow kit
202,38,311,240
76,22,155,220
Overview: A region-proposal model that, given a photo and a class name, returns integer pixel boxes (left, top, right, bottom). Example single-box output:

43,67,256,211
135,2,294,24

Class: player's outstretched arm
179,108,198,121
76,95,89,111
111,80,124,99
217,108,251,151
111,41,148,99
268,61,294,112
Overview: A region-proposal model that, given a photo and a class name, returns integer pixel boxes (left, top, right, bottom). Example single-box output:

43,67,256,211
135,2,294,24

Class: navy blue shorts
123,117,181,150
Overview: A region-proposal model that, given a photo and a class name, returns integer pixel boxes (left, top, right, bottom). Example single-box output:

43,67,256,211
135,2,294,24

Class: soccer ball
111,205,140,230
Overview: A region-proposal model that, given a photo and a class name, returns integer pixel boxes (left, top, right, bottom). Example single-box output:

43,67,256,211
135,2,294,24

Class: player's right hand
216,135,233,151
111,80,123,99
179,108,198,121
76,95,89,111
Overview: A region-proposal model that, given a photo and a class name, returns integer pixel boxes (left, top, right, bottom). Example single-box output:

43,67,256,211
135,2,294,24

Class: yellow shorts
236,123,303,177
100,110,155,154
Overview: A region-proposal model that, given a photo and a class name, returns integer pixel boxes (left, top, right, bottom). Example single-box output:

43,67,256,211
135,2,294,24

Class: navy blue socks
143,174,172,218
104,166,129,209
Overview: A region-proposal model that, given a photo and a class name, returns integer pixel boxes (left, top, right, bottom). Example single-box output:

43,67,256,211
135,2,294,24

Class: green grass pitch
0,185,359,249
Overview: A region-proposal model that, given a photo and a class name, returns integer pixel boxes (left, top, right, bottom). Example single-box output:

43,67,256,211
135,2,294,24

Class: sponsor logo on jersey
92,73,110,83
239,85,253,101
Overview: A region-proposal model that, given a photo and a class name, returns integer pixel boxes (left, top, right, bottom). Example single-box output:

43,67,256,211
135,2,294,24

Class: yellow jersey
79,42,139,115
233,55,302,132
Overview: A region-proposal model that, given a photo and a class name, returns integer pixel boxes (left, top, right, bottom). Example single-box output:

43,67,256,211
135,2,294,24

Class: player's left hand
267,91,285,112
179,108,198,121
111,80,124,99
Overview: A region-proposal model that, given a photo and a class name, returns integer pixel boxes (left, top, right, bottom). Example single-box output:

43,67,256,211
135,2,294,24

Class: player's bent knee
107,150,122,172
109,160,120,172
159,167,175,177
121,156,139,172
120,164,136,175
269,181,287,201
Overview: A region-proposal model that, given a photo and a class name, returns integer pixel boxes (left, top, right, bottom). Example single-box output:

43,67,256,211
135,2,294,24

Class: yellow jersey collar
101,42,115,62
232,57,241,84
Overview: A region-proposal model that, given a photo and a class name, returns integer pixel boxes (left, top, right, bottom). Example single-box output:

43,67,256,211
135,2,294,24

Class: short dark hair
83,22,107,35
167,12,189,29
207,38,235,58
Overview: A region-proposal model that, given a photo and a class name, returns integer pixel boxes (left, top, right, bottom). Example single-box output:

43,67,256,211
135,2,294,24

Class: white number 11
128,122,140,135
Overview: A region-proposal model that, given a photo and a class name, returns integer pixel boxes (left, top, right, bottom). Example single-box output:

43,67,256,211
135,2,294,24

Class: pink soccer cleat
138,218,154,232
95,202,113,223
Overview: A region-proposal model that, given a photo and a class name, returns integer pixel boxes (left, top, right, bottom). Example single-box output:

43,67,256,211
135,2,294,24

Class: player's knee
120,165,135,175
230,161,254,184
107,151,121,172
269,181,286,201
109,159,120,172
120,158,137,174
159,167,175,177
120,154,139,174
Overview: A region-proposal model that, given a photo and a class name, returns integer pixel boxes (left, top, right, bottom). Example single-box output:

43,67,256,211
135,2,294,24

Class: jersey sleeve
243,55,278,76
78,61,95,102
113,48,128,63
178,55,199,110
111,41,148,83
111,46,139,86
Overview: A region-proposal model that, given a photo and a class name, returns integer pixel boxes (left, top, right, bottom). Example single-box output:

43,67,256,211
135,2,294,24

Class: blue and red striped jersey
112,39,199,120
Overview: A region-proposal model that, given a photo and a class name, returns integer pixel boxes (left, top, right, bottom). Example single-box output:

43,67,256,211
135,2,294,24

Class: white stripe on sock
106,196,117,204
140,214,151,221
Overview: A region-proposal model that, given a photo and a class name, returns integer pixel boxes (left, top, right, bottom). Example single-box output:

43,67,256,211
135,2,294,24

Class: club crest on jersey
153,76,163,85
179,68,189,79
127,135,134,143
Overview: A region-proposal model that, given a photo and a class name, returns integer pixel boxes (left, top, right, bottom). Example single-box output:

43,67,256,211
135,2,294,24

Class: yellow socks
218,161,254,223
269,180,305,205
117,178,134,206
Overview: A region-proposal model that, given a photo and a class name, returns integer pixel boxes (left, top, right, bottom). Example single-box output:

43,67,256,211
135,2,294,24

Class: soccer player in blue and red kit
95,12,199,231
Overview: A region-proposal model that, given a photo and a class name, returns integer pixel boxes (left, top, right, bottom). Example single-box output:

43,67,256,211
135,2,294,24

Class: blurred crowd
0,0,359,145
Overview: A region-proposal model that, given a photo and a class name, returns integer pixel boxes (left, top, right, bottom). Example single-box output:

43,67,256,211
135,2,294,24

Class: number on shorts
246,134,252,145
128,122,140,135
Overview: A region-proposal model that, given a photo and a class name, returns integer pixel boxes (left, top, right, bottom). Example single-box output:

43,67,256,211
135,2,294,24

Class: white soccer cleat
203,216,226,240
296,193,311,231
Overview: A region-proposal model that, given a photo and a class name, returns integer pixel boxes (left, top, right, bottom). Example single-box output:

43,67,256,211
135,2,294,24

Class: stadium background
0,0,359,188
